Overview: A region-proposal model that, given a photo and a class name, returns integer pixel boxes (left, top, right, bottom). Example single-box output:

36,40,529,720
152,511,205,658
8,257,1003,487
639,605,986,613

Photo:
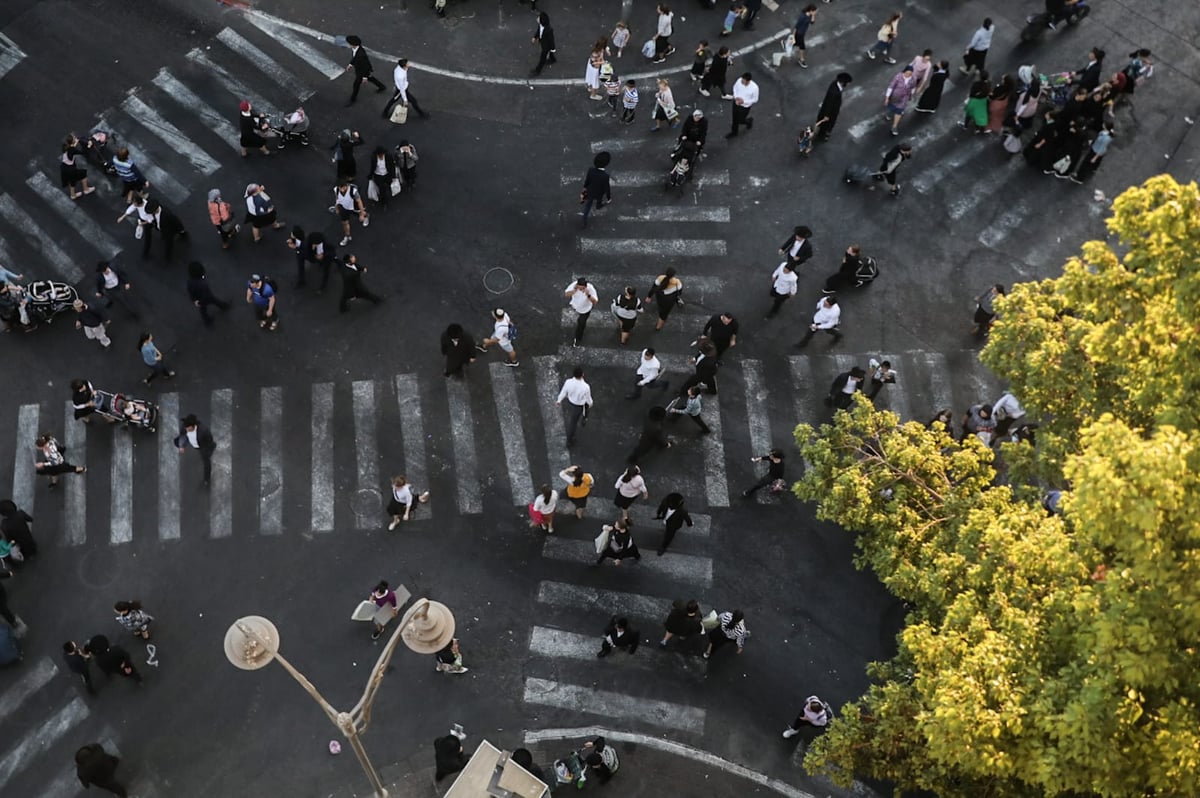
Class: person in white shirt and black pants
556,367,593,446
726,73,760,138
797,295,843,347
382,58,429,120
626,348,663,399
565,277,598,346
767,262,799,318
174,414,216,487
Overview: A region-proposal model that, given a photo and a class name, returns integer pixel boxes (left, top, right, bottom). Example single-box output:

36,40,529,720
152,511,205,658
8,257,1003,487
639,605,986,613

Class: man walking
344,35,387,106
186,262,230,327
83,635,142,685
767,261,799,318
530,12,557,75
565,277,598,346
743,448,785,497
63,641,96,695
792,5,817,68
878,142,913,197
815,73,852,141
75,743,128,797
174,413,216,487
580,152,612,228
246,274,279,331
797,295,843,347
701,312,738,356
477,308,519,367
829,367,865,410
779,225,814,267
654,492,693,556
668,385,711,433
72,299,111,348
959,18,994,77
556,367,593,446
338,254,384,313
626,348,663,399
679,340,720,396
383,58,430,120
726,72,759,138
289,228,335,292
93,260,139,319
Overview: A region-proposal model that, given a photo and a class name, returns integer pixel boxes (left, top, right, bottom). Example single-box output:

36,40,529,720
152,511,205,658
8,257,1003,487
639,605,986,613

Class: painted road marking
216,28,313,101
537,580,670,622
0,659,57,719
0,194,85,283
210,388,234,538
63,402,87,546
528,626,707,676
186,48,278,119
0,697,89,792
616,206,731,223
523,677,706,732
244,9,345,79
121,93,222,175
533,356,572,479
948,158,1021,220
12,405,37,521
93,117,189,207
911,138,986,194
577,238,727,258
581,502,712,538
787,356,817,470
920,352,954,419
561,170,729,188
741,359,774,505
25,172,122,258
543,537,713,586
259,386,283,536
874,354,913,422
490,363,534,506
152,69,242,153
394,374,432,519
352,380,380,528
158,392,180,541
110,425,133,545
0,33,26,81
554,345,694,380
445,377,483,514
311,383,335,533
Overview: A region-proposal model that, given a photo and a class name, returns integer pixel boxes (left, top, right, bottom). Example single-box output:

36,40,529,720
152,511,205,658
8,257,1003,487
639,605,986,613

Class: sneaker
958,65,972,75
418,491,431,502
340,236,352,246
799,61,808,69
665,46,676,56
891,129,899,136
782,728,799,739
865,50,876,60
328,205,337,214
884,57,897,65
475,344,488,353
659,640,668,648
958,121,968,129
504,360,520,367
698,88,711,97
720,94,734,100
449,666,469,674
371,630,382,640
1053,172,1070,180
1042,169,1056,175
702,651,710,659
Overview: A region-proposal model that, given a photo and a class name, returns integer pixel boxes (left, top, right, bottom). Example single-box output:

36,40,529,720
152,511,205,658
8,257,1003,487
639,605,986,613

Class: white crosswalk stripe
579,238,727,256
0,32,26,81
490,364,535,507
560,170,729,188
186,48,279,120
524,677,706,732
110,426,134,545
533,356,572,478
151,69,243,154
352,380,381,528
311,382,335,533
210,388,234,538
243,9,345,79
259,386,284,536
158,392,182,541
615,206,731,223
63,402,87,546
0,697,89,791
216,27,313,102
741,359,774,504
393,374,433,519
0,195,85,283
543,537,714,585
445,377,483,514
93,117,190,207
529,626,706,677
121,93,222,176
25,172,123,259
12,404,38,518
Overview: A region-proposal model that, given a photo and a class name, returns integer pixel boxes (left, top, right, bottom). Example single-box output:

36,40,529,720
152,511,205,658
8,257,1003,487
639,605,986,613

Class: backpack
263,276,278,293
506,321,518,341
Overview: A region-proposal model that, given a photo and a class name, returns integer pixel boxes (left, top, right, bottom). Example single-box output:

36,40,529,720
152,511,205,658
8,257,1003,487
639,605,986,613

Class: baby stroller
84,129,120,177
1038,72,1075,110
666,138,698,189
92,389,159,431
267,107,310,148
823,256,879,293
552,750,588,790
25,280,79,324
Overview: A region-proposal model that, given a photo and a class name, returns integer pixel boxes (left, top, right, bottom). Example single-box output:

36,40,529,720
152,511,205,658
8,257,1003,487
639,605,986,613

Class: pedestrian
557,367,593,447
116,195,154,256
343,35,387,105
626,345,665,400
721,4,746,38
0,579,23,636
174,414,216,486
689,40,711,83
595,517,642,566
530,484,559,534
959,71,991,133
653,5,675,63
288,227,330,291
331,129,364,183
598,617,639,657
367,581,399,640
434,731,467,782
84,635,142,684
726,72,759,138
434,638,468,674
559,464,594,519
206,189,239,249
338,254,383,313
645,267,684,331
908,50,933,95
580,153,613,229
93,260,139,319
877,142,912,197
814,73,852,140
700,312,738,357
611,285,643,345
796,295,843,347
914,60,949,113
620,78,639,125
792,5,817,68
1011,66,1042,131
0,282,33,334
986,74,1013,134
679,339,720,396
766,261,798,318
866,358,897,400
186,261,231,328
476,308,519,367
703,609,747,658
679,109,708,154
143,199,188,262
828,367,865,410
1073,48,1105,92
564,277,600,347
238,101,272,157
741,0,763,29
386,475,430,529
0,500,36,559
1071,122,1113,183
699,46,733,98
138,332,175,385
929,408,953,430
602,64,622,116
441,324,476,378
71,379,102,425
659,599,703,647
612,465,648,521
34,434,85,489
113,600,154,640
60,134,96,199
75,743,128,797
63,642,96,695
333,180,369,246
72,299,111,348
650,78,679,132
586,38,609,100
865,12,901,64
366,146,398,209
654,491,693,555
667,384,712,433
383,58,430,120
883,65,915,136
782,696,832,738
581,737,621,784
991,392,1027,438
743,448,785,496
111,147,149,202
822,245,870,293
530,12,557,76
396,140,419,188
627,406,672,464
779,225,814,267
0,263,23,287
962,402,996,443
611,21,631,58
970,283,1005,337
244,183,284,243
246,274,280,331
511,749,551,787
959,18,994,77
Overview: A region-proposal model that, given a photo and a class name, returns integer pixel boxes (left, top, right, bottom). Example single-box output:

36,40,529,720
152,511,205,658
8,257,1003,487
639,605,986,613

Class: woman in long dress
985,74,1013,133
585,39,608,100
915,60,950,113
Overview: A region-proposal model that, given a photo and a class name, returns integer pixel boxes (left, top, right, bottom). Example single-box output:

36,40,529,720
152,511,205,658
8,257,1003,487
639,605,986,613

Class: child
796,125,814,156
610,21,631,58
690,40,711,82
602,65,622,117
722,4,746,37
621,79,639,125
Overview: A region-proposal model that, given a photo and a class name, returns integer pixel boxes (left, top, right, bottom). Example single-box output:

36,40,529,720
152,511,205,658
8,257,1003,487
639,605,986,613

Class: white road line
0,697,89,792
543,537,713,586
874,354,913,422
554,345,692,375
93,118,190,207
63,402,86,546
259,387,283,536
352,380,380,528
528,626,707,676
947,158,1020,220
978,200,1032,250
311,383,335,533
615,206,731,223
25,172,122,258
152,69,242,154
489,364,534,507
0,658,56,719
186,49,278,118
581,502,711,538
210,389,233,539
805,14,871,50
216,28,313,101
847,116,880,141
523,677,705,732
742,360,774,505
921,352,954,418
121,93,222,175
12,405,37,517
393,375,432,519
244,10,345,79
110,429,133,545
0,32,26,80
157,393,180,541
962,354,998,406
589,139,654,153
626,273,725,295
0,195,84,283
533,356,571,478
700,389,730,508
904,111,958,150
787,357,817,470
911,139,986,194
560,170,729,188
537,580,669,621
445,377,483,514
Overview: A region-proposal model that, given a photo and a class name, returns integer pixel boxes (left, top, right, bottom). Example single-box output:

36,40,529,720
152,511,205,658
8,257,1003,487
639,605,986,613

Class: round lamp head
225,615,281,670
400,600,456,655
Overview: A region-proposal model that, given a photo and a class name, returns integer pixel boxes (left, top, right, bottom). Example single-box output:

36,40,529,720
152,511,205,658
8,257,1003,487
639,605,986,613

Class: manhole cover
484,266,515,294
78,547,121,589
352,488,381,517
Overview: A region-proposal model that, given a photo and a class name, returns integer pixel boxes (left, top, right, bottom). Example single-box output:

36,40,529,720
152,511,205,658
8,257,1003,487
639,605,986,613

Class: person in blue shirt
246,274,279,331
1071,122,1113,184
793,4,817,68
138,332,175,384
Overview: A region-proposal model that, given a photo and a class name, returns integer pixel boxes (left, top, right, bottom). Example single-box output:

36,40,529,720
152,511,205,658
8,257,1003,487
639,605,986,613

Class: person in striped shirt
703,609,747,658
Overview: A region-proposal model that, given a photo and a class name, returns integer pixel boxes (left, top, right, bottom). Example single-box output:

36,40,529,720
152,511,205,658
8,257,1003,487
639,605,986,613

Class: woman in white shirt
531,484,559,533
654,5,675,62
612,465,648,521
387,475,430,529
650,78,679,132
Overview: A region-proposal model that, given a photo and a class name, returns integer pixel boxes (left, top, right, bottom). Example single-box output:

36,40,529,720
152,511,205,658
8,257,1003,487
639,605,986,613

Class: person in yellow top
559,465,594,519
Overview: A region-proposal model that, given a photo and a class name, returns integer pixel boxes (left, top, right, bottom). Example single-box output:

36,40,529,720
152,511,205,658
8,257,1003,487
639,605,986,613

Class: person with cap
477,308,519,367
72,299,111,348
238,100,271,158
244,183,284,243
530,12,557,76
779,225,814,268
580,152,612,228
564,277,599,346
726,72,759,138
343,35,387,106
814,72,853,141
797,295,843,347
174,413,217,486
884,64,916,137
246,274,279,331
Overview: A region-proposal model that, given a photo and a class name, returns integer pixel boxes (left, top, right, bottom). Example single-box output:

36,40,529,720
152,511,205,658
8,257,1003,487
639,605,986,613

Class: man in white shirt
556,367,594,446
726,72,760,138
382,58,429,121
626,348,663,399
564,277,599,347
991,392,1026,437
477,308,519,367
766,262,798,317
797,295,843,346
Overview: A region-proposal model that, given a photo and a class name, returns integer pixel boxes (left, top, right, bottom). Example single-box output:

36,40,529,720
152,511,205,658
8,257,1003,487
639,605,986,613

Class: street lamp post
224,597,456,798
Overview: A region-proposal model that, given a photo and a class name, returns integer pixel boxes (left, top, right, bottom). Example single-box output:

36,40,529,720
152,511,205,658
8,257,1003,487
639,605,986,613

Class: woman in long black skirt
914,60,950,114
34,434,86,489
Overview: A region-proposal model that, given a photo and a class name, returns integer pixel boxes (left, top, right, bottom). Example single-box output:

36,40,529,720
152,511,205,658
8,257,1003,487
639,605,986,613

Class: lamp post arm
349,599,431,731
270,650,343,726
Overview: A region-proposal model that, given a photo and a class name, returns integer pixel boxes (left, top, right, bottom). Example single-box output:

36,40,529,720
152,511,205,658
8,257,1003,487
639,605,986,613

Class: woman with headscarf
238,100,271,157
243,183,284,243
207,189,239,249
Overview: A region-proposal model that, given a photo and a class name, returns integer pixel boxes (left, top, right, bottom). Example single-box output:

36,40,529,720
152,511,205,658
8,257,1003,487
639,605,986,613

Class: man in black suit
701,312,738,356
581,152,611,228
779,225,814,268
679,340,719,397
174,414,216,486
654,492,693,556
814,72,852,141
186,262,230,327
63,641,97,695
338,254,383,313
344,35,386,106
531,12,556,75
288,228,336,291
